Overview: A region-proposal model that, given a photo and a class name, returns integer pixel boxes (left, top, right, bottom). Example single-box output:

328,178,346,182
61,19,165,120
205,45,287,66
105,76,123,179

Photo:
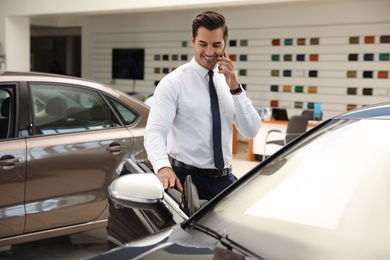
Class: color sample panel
295,86,304,93
308,86,317,94
240,40,248,46
348,54,358,61
239,55,248,61
309,71,318,77
283,70,291,77
270,85,279,92
294,102,303,108
347,71,357,78
297,38,305,45
309,54,319,61
363,71,373,78
364,36,375,44
362,88,373,95
272,39,280,46
363,53,374,61
271,54,280,61
270,100,279,107
284,54,292,61
378,71,388,78
349,36,359,44
380,35,390,43
283,85,291,92
379,53,389,61
296,54,305,61
284,39,293,45
310,38,319,45
229,40,237,46
347,88,357,95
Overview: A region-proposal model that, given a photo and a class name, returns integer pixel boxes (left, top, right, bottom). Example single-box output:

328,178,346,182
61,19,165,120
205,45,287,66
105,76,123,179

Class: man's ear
191,36,195,46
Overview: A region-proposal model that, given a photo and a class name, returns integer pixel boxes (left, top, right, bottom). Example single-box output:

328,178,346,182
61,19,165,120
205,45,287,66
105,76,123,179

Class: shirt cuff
154,160,172,174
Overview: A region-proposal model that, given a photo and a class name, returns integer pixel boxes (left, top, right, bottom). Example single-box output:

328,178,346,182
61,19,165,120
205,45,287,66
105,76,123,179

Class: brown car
0,71,150,247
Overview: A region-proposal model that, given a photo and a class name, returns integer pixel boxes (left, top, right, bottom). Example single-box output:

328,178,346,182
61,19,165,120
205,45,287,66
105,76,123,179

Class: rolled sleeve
232,89,262,138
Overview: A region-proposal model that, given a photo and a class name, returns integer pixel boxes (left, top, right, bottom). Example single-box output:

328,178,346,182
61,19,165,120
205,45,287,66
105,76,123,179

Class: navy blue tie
208,70,224,170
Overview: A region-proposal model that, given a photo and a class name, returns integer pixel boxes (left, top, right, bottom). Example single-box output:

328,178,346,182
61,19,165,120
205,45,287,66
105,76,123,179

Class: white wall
0,0,389,119
82,0,390,119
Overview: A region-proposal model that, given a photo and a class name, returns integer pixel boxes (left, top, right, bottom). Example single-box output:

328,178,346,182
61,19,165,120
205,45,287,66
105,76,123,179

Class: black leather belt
172,159,232,178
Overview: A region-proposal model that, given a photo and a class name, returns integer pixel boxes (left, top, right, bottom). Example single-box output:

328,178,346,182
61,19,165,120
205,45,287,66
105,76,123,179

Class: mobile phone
218,48,227,71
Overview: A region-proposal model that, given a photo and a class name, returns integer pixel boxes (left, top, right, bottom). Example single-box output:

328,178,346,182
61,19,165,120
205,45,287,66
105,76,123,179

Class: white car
96,101,390,259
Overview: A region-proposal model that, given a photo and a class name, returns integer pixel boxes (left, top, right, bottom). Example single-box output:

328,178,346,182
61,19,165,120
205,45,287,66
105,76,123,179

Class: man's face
192,26,225,71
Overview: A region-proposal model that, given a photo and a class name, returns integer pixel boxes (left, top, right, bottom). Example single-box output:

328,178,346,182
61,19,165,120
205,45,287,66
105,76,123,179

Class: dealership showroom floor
0,142,259,260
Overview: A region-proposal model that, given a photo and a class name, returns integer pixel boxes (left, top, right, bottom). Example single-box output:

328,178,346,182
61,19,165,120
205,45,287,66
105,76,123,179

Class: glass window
108,98,138,125
31,84,121,135
195,119,390,256
0,89,11,139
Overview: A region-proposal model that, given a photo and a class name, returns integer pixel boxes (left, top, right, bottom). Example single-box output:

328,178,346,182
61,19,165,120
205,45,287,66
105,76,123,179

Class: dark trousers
173,165,238,201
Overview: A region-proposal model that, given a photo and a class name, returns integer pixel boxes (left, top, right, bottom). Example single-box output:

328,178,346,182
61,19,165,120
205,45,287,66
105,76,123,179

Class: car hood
91,224,247,259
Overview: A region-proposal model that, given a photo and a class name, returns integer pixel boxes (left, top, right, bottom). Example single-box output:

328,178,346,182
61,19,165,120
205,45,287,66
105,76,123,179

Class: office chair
301,109,322,121
262,115,309,161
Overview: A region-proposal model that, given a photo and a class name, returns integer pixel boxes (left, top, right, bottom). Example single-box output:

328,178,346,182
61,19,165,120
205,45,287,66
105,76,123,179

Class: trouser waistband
172,159,231,178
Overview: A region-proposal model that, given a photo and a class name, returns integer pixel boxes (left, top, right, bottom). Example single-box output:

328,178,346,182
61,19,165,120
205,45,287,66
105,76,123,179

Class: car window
0,89,11,139
108,97,138,125
194,119,390,257
31,84,121,135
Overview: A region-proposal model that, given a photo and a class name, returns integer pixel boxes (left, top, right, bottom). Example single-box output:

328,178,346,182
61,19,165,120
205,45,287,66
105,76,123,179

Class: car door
0,86,27,239
23,82,135,233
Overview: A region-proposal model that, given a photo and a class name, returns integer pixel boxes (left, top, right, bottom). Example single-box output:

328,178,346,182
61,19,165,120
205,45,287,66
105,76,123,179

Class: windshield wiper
189,221,265,259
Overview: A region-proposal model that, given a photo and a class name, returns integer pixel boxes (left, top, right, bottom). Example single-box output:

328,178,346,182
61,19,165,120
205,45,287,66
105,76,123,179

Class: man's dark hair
192,11,228,42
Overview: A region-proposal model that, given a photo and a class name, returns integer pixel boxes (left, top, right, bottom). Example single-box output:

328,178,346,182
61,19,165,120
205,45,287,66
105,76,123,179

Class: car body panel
95,101,390,259
0,71,150,247
94,225,248,260
24,128,133,232
0,139,27,238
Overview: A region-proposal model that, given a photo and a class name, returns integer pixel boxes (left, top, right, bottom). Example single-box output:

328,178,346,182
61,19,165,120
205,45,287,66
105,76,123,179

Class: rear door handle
0,156,24,169
106,143,127,154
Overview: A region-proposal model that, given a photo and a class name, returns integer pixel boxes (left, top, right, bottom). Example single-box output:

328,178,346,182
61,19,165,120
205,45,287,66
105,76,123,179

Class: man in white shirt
144,11,261,200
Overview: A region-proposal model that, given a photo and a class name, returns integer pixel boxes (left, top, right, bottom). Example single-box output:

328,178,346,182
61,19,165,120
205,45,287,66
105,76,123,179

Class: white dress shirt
144,57,261,172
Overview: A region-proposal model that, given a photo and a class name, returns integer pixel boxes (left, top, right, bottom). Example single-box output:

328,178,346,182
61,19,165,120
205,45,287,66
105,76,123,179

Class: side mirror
108,173,172,226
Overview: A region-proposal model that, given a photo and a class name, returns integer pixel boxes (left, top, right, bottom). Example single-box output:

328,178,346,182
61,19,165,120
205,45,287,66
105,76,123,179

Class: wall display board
93,22,389,119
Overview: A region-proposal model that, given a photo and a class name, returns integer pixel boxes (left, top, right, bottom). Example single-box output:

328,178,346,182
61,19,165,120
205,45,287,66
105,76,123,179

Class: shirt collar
190,57,217,78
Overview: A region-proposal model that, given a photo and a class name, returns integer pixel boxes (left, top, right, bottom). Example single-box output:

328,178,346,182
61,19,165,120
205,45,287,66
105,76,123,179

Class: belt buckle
209,169,223,178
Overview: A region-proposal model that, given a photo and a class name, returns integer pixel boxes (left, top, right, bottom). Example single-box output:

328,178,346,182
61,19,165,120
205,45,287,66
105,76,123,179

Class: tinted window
31,84,121,135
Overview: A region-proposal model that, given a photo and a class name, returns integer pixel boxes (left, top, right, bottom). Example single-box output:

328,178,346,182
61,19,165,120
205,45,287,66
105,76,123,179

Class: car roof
334,101,390,120
1,70,97,84
0,70,124,98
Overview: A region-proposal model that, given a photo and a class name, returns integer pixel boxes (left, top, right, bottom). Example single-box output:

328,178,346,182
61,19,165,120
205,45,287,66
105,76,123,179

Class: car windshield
193,118,390,259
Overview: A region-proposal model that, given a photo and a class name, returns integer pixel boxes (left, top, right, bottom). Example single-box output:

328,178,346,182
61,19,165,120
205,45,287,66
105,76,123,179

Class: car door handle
106,144,127,153
0,156,24,167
